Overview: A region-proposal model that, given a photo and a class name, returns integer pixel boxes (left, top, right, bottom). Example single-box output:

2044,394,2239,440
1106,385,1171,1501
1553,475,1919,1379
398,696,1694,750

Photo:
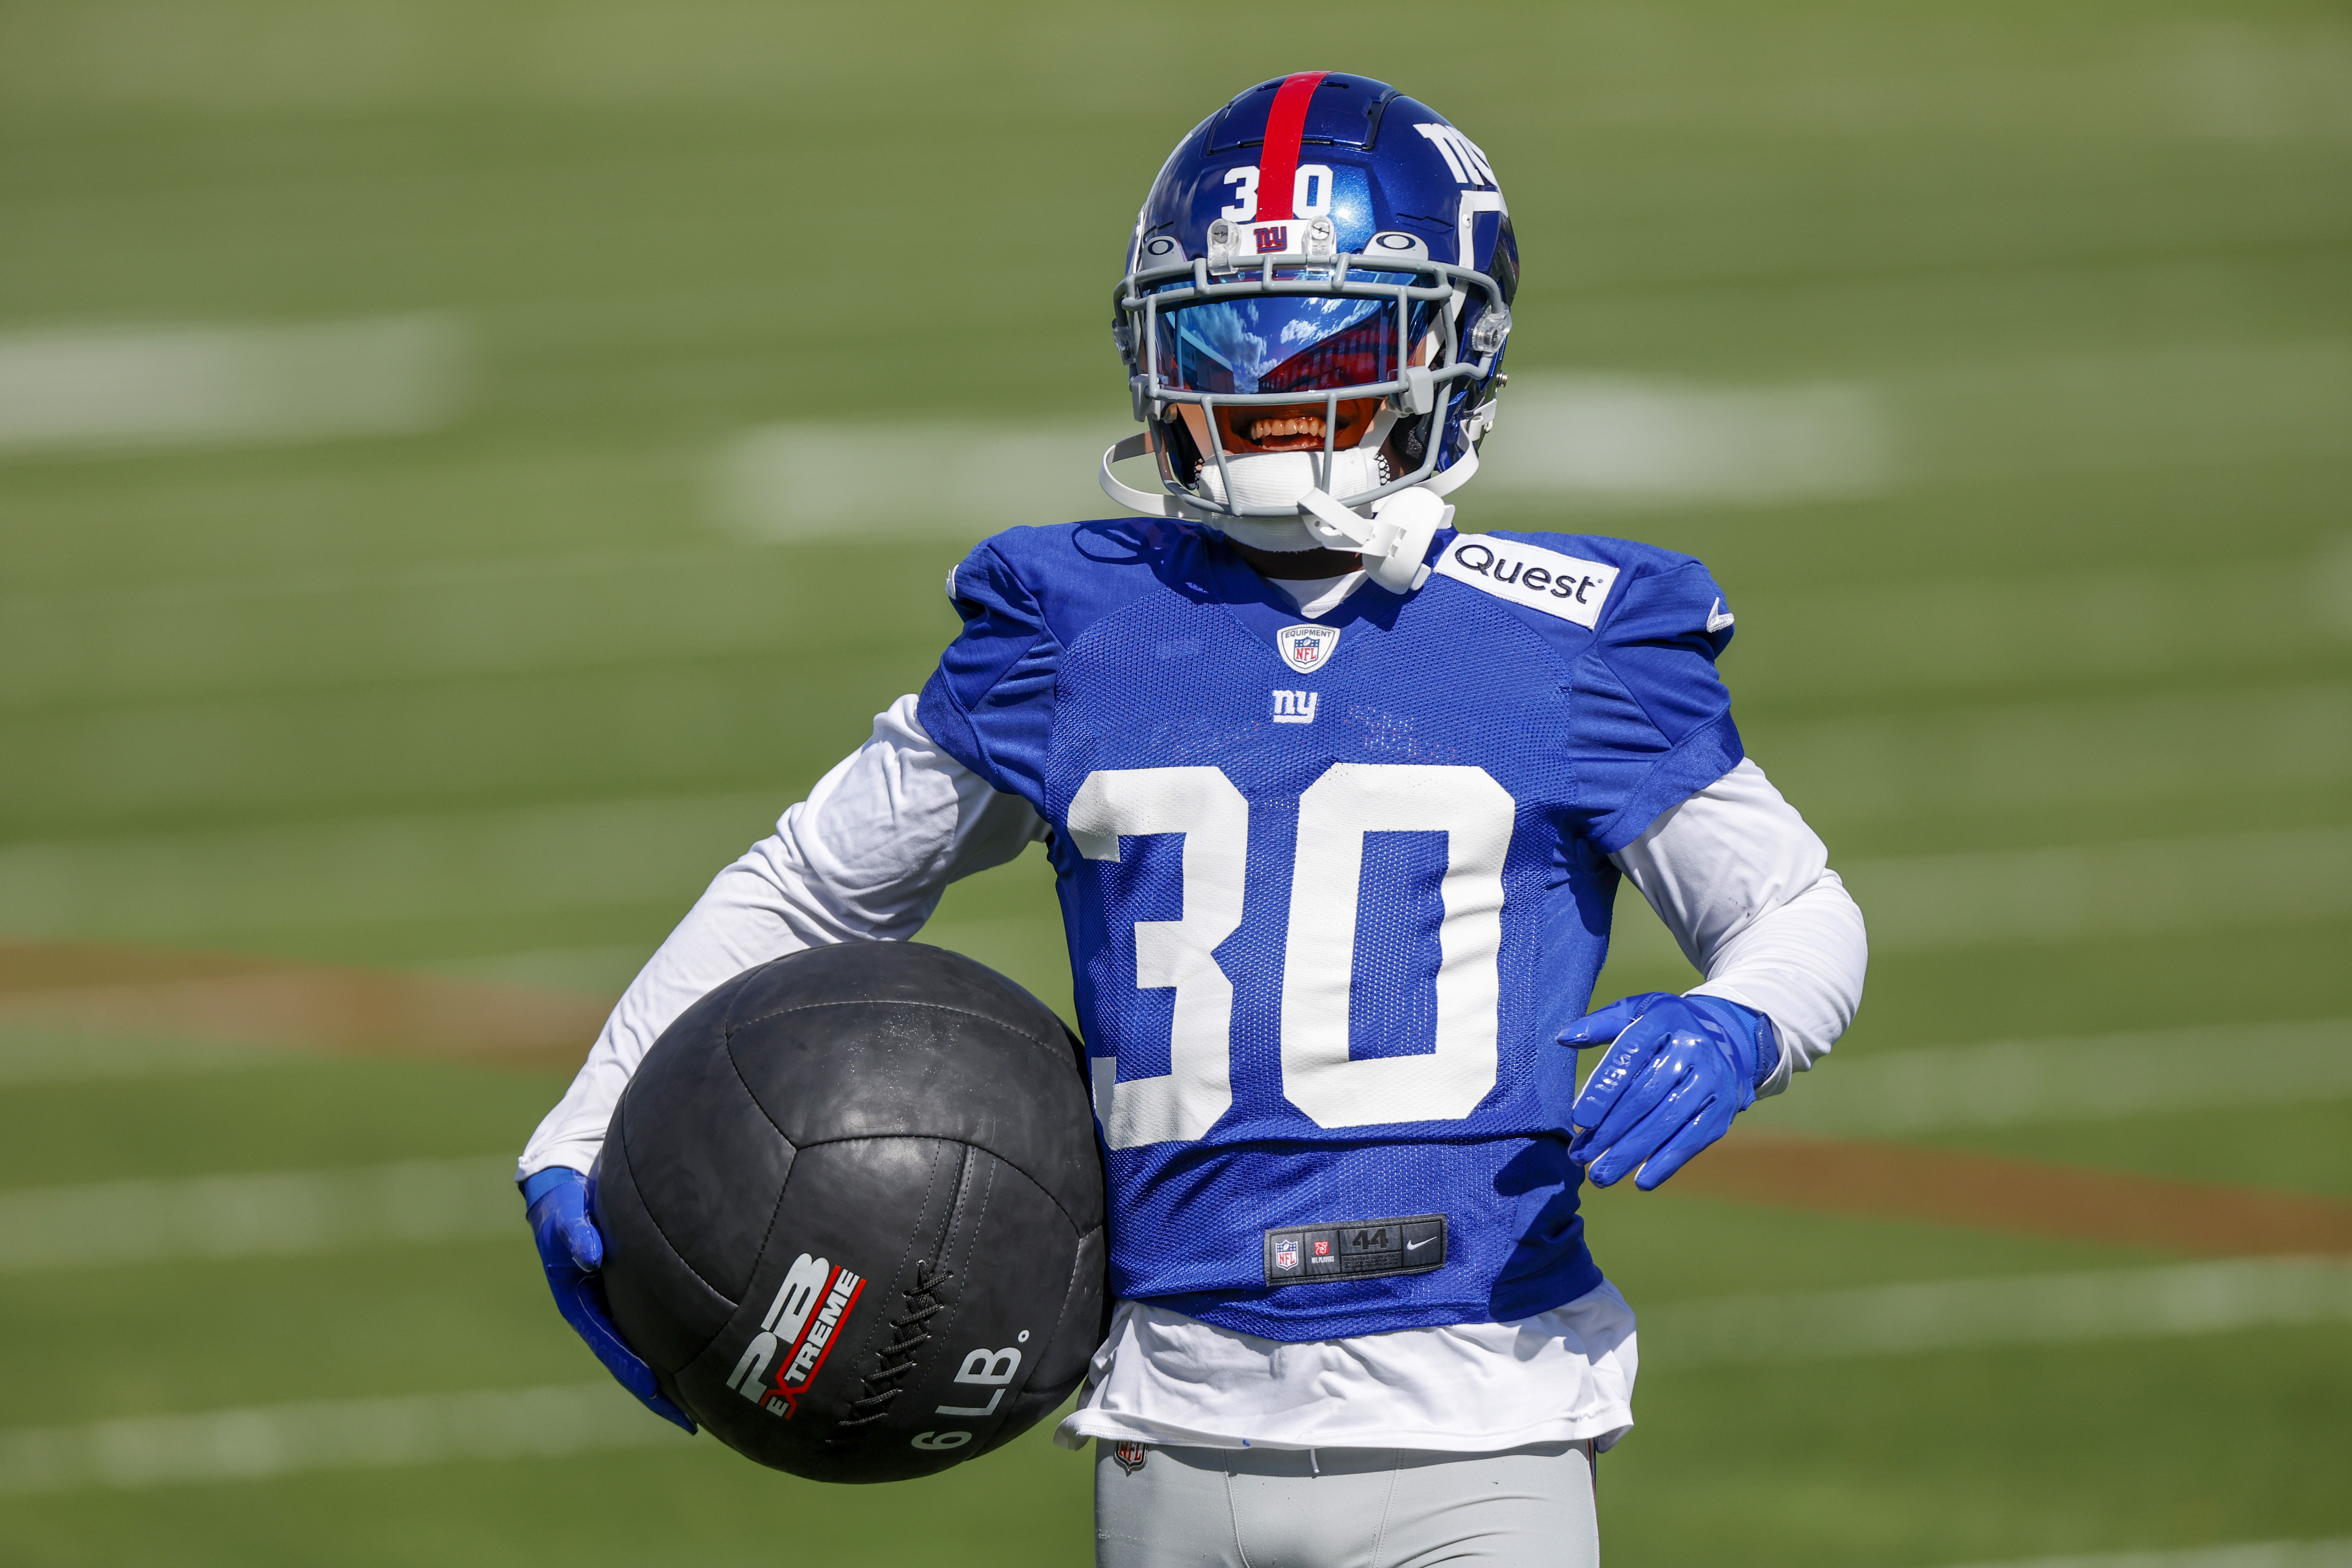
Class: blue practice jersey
917,520,1743,1340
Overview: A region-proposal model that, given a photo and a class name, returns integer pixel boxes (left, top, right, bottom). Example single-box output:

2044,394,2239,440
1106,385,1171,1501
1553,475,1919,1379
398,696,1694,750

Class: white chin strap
1096,436,1467,592
1298,485,1453,593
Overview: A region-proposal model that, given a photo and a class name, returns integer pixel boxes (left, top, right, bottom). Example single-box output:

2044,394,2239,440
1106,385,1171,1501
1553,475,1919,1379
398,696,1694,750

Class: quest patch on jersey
1263,1214,1446,1287
1432,538,1619,628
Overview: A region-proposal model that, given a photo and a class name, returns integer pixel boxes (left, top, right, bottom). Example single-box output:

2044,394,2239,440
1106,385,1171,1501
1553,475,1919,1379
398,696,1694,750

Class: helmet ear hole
1491,215,1521,307
1388,409,1431,473
1156,412,1202,485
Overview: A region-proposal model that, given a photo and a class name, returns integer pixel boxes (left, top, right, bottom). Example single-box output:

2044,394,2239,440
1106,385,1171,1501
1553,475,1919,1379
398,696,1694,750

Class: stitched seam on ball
679,1174,798,1371
726,999,1076,1071
834,1140,949,1436
932,1149,987,1358
671,1041,808,1367
719,1000,1087,1181
790,1132,1093,1235
953,1155,997,1296
614,1106,735,1309
926,1151,995,1405
869,1143,949,1375
717,1000,1084,1195
1019,1225,1092,1413
719,1024,808,1162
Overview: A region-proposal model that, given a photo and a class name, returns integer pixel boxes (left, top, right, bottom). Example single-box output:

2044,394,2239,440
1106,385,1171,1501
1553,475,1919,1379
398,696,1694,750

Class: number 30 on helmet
1101,72,1519,582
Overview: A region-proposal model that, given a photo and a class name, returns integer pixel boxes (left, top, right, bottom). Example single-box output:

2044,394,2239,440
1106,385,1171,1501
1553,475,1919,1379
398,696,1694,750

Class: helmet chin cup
1196,448,1388,511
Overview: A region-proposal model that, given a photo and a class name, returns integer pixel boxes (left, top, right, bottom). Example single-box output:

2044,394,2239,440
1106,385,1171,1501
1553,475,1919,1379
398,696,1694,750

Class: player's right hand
521,1167,698,1433
1562,992,1774,1191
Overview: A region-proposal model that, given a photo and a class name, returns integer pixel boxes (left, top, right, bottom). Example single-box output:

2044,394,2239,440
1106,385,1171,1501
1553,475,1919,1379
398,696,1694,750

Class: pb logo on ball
727,1253,865,1419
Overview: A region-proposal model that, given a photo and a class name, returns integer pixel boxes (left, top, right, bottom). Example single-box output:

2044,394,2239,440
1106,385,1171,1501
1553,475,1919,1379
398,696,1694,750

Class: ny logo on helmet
1414,122,1497,187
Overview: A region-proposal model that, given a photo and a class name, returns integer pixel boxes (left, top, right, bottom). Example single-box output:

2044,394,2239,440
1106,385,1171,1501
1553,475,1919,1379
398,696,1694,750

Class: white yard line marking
1644,1256,2352,1368
0,318,466,455
0,789,784,945
1608,824,2352,976
0,811,2342,961
1757,682,2352,824
710,383,1890,537
2,514,2340,726
5,6,2349,134
1849,827,2352,953
0,1027,287,1087
1733,545,2352,701
0,1383,684,1496
712,419,1126,540
0,1157,517,1272
0,543,862,716
1477,375,1891,504
1751,1018,2352,1136
1936,1538,2352,1568
706,341,2350,534
1891,340,2352,482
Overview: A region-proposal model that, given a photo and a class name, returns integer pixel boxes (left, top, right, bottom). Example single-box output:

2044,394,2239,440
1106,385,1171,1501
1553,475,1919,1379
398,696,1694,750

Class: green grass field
1,0,2348,1562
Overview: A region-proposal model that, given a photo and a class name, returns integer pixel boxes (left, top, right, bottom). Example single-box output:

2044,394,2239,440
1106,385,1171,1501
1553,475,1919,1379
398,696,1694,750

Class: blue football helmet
1100,72,1519,583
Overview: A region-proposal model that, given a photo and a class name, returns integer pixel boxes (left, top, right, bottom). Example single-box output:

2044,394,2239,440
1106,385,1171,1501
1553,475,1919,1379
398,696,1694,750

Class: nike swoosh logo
1406,1236,1437,1253
1705,597,1736,633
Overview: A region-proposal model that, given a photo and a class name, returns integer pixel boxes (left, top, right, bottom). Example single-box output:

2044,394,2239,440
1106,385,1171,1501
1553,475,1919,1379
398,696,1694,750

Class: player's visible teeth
1250,416,1326,442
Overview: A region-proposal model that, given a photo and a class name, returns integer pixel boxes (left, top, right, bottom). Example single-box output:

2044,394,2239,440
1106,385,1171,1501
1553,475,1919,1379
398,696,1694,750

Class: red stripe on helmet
1254,71,1327,221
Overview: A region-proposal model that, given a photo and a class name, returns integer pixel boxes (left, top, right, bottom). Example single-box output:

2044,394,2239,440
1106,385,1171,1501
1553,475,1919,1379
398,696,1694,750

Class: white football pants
1094,1441,1601,1567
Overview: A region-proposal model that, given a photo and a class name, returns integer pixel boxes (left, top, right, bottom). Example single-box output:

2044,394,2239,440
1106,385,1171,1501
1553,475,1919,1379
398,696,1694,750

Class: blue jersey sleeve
1567,550,1743,853
916,538,1064,809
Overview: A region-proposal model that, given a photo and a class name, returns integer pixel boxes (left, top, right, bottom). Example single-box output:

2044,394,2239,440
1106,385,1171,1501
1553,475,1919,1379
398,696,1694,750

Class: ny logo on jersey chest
1270,690,1319,724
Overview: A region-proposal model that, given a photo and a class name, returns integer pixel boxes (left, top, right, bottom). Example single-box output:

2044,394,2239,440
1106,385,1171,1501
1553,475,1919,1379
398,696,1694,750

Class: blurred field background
2,0,2349,1563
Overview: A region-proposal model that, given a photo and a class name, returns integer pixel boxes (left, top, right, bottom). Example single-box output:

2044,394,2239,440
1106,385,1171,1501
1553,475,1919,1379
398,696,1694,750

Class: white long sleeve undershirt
517,693,1867,1455
518,695,1045,1179
1611,757,1868,1096
520,702,1864,1177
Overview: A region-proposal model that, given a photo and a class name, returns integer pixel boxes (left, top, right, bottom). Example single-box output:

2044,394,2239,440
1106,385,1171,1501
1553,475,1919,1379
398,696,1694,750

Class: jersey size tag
1263,1214,1446,1287
1431,537,1619,628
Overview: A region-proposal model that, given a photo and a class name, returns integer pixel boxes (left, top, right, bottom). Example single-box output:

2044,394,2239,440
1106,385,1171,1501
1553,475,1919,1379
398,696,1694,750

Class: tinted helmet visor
1151,279,1445,398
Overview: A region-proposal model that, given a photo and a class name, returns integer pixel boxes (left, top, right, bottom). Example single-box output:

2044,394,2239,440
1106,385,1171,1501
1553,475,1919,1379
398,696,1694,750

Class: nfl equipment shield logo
1275,1238,1299,1269
1278,624,1340,675
1113,1441,1149,1474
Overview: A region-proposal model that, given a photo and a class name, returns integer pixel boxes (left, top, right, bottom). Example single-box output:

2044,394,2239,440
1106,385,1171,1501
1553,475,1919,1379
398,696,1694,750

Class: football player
521,72,1866,1565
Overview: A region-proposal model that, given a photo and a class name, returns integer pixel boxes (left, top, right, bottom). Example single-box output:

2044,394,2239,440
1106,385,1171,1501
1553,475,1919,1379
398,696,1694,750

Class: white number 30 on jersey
1067,763,1513,1145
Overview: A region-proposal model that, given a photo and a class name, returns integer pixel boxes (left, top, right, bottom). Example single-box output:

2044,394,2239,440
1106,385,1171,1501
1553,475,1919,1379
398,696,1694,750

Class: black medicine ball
591,942,1107,1483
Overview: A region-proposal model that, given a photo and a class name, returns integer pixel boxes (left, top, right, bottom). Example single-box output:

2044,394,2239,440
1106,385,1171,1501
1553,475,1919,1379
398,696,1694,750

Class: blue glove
521,1167,697,1433
1563,993,1777,1191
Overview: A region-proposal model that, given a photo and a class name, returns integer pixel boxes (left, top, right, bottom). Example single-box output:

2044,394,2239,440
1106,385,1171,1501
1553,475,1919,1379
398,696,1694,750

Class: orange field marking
0,939,604,1070
1670,1131,2352,1257
7,937,2350,1256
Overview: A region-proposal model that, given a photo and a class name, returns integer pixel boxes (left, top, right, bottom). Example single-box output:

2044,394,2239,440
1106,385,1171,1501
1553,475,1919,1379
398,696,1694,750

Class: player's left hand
523,1166,698,1433
1563,993,1777,1191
